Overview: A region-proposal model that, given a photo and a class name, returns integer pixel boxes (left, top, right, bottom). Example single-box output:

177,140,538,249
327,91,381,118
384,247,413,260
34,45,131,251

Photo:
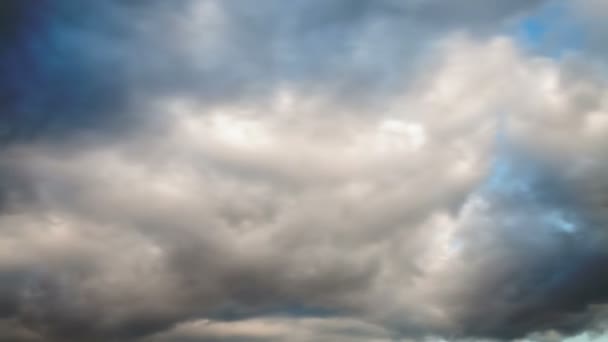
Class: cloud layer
1,1,608,341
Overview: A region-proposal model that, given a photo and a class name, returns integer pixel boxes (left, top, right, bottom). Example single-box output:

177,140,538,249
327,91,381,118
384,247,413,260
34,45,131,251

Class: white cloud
1,16,608,341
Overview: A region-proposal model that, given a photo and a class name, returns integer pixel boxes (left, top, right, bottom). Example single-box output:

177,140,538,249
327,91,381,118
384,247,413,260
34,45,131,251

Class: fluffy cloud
0,0,546,142
1,1,607,342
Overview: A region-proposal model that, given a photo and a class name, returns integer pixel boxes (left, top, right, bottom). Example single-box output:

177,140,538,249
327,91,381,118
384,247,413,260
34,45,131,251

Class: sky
0,1,608,341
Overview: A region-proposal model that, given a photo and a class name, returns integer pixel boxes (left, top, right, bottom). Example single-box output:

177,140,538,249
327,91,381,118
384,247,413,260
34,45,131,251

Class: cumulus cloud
1,1,607,342
0,0,546,142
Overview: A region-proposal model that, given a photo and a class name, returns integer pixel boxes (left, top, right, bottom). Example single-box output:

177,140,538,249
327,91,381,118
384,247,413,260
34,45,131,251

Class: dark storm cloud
0,0,207,144
0,0,127,142
437,148,608,340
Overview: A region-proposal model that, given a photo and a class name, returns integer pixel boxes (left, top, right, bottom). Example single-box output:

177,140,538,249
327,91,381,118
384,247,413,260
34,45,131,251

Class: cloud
0,0,546,143
144,317,396,342
1,1,608,342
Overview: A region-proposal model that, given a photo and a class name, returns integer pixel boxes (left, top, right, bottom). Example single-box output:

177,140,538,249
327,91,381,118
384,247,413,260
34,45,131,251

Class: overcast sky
1,1,608,341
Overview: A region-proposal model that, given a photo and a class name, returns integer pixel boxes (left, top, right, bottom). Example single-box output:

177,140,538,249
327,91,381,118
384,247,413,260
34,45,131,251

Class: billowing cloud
0,0,546,142
1,1,607,342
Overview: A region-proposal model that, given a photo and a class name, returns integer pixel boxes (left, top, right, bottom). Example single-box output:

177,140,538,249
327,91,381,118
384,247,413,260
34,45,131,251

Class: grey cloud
436,151,608,339
0,0,546,143
3,1,608,342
